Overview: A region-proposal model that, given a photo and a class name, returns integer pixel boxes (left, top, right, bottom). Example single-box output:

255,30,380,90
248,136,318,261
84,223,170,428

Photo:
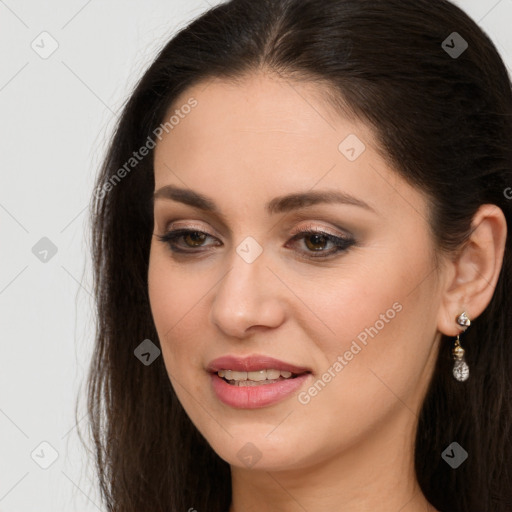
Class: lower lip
209,372,311,409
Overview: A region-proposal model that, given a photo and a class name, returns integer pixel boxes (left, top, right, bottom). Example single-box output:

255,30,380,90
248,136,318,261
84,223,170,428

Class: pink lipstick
207,354,312,409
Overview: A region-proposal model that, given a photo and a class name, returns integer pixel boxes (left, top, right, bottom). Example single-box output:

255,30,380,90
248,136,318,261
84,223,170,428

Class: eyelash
155,224,356,260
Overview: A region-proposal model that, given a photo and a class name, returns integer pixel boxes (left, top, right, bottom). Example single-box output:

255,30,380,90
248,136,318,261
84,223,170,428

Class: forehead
164,72,355,135
155,74,371,175
152,72,428,226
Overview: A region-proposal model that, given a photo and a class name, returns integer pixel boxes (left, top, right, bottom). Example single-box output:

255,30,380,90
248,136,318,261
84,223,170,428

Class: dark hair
80,0,512,510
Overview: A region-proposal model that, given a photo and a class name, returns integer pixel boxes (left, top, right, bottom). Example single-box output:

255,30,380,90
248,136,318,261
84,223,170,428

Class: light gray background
1,1,511,510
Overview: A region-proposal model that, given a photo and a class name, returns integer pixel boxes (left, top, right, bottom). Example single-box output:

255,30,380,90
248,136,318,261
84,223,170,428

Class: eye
286,224,356,259
155,225,356,259
155,229,220,253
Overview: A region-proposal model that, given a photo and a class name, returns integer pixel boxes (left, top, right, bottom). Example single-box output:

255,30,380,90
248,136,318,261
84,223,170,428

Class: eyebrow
152,184,376,216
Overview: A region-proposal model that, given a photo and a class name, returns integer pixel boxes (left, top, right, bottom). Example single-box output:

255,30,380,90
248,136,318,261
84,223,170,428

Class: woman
82,0,512,510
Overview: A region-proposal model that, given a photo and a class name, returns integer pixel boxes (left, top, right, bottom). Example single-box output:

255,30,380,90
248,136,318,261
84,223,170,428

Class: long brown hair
80,0,512,510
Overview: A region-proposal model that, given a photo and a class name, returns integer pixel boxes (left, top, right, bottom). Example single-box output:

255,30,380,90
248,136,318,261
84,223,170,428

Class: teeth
265,369,281,380
217,369,295,381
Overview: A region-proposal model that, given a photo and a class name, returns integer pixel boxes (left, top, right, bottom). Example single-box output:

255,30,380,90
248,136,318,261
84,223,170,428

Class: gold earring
452,311,471,381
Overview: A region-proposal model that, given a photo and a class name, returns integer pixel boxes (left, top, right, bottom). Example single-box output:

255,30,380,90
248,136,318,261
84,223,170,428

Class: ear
437,204,508,336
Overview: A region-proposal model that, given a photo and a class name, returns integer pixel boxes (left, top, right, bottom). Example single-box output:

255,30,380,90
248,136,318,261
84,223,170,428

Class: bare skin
147,71,507,512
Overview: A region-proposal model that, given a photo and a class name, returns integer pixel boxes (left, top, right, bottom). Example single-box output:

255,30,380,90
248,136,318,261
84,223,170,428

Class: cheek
148,246,199,331
147,247,212,375
297,246,438,416
148,250,186,364
148,249,172,334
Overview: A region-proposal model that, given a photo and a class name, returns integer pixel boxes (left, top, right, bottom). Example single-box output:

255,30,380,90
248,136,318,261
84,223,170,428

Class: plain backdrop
1,0,511,510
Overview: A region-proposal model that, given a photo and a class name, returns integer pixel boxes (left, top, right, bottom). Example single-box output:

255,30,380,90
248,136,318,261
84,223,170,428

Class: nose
209,246,286,338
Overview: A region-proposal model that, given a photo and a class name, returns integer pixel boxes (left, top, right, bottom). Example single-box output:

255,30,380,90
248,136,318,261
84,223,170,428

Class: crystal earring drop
457,311,471,329
452,311,471,382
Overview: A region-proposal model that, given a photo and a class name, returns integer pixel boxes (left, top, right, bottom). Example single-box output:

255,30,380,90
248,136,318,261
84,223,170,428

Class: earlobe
437,204,507,336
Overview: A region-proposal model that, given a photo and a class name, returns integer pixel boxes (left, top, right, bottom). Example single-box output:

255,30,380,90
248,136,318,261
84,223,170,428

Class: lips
206,354,313,408
206,354,312,375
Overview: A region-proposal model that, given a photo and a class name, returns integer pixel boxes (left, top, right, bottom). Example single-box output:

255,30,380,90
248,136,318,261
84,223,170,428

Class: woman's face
148,72,444,471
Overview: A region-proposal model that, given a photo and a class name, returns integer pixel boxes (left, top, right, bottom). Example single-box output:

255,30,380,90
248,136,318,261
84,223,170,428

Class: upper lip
206,354,312,374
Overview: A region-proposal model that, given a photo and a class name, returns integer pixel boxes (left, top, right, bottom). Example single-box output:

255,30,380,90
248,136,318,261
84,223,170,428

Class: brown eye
156,229,219,253
287,227,356,259
182,231,208,247
303,233,329,252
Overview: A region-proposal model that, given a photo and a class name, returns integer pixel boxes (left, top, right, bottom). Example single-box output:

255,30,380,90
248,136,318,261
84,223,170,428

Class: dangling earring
452,311,471,381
